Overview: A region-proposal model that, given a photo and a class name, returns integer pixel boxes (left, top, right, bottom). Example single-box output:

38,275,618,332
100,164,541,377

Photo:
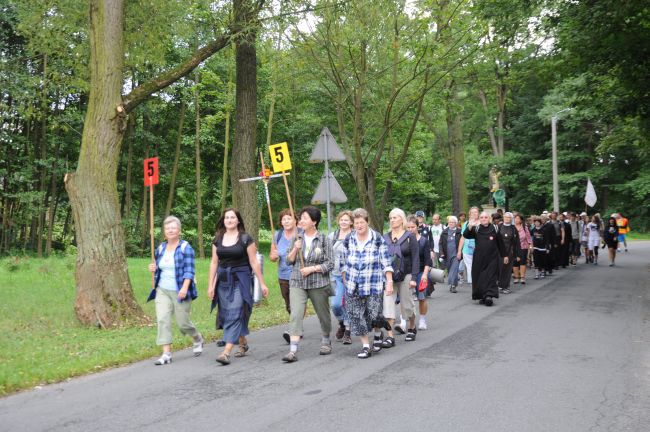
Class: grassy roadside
0,248,290,396
626,232,650,241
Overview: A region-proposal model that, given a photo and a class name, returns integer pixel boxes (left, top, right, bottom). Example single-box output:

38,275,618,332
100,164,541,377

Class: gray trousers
289,285,332,337
155,288,199,345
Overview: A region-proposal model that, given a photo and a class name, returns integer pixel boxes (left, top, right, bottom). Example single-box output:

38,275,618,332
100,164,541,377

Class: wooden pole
149,182,155,287
281,171,294,218
259,152,276,241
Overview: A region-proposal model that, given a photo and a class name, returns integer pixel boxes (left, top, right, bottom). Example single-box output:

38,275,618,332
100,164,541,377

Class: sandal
381,337,395,348
357,347,372,359
234,344,249,358
216,352,230,365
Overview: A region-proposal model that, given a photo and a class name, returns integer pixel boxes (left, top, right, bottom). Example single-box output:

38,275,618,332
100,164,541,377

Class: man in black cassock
463,211,507,306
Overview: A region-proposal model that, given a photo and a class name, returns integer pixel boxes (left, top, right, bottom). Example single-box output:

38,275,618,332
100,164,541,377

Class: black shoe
216,339,226,347
478,299,485,305
357,347,372,359
342,330,352,345
373,332,383,352
484,297,493,307
405,330,416,341
394,324,405,335
451,285,457,293
282,331,290,344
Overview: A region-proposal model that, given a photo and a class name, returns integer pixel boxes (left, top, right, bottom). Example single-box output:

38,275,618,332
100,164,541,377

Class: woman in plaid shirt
340,208,394,359
281,206,334,363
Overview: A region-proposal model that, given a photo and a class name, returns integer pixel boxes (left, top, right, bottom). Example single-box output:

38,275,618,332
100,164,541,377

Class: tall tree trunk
496,82,506,157
230,0,260,241
122,112,136,218
220,45,235,215
446,81,468,213
194,71,205,259
478,88,499,157
64,0,147,327
164,100,187,217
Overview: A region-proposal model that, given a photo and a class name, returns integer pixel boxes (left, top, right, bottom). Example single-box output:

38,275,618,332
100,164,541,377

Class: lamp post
551,107,573,212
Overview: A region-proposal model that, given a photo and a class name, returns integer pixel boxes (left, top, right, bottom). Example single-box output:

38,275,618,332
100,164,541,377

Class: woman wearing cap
603,216,620,266
439,215,462,293
458,206,479,285
513,213,532,284
340,208,394,359
463,211,507,306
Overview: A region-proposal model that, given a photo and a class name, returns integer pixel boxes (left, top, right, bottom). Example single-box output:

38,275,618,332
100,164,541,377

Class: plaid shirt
287,232,334,290
340,229,393,296
150,240,197,301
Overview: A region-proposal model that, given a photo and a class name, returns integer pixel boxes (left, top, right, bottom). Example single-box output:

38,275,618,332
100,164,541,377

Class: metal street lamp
551,107,573,212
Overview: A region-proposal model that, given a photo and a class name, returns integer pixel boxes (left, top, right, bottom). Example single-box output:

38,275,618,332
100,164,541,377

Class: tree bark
446,81,468,214
230,0,260,241
220,44,235,215
122,112,136,218
194,70,205,259
36,54,48,258
64,0,147,327
164,100,187,217
45,139,62,255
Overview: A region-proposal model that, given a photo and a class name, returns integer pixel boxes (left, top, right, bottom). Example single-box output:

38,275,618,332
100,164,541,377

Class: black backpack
383,232,410,282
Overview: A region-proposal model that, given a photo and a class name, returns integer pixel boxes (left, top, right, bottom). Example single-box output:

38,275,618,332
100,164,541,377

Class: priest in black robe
463,211,507,306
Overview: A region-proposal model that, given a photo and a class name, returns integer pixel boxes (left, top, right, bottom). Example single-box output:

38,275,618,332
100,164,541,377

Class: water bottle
253,252,264,304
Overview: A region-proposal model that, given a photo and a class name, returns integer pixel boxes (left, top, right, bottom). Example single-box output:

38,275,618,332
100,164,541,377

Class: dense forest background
2,0,649,258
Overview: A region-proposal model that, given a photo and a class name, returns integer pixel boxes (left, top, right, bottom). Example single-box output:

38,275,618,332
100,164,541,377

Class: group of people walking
146,206,630,365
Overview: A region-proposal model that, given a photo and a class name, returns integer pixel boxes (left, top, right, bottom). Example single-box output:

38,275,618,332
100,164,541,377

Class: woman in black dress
603,216,620,267
208,208,269,365
463,211,507,306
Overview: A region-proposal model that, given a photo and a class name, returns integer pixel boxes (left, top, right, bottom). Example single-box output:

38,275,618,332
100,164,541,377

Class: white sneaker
192,335,204,356
418,317,427,330
154,352,172,365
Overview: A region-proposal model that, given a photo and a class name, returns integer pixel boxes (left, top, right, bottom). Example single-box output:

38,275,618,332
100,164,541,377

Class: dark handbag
324,282,336,297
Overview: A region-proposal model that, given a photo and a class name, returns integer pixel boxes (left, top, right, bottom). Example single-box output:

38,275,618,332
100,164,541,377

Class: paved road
2,243,649,432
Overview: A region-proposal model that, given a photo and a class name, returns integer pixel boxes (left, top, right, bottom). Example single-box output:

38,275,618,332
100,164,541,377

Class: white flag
585,178,597,207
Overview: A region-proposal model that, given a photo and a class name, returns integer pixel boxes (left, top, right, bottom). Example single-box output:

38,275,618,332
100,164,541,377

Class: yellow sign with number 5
269,142,292,172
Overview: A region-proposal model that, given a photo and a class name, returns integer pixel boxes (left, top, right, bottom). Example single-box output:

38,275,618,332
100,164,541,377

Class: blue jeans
330,275,348,325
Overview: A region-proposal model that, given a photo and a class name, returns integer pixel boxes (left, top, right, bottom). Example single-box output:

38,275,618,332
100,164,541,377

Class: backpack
383,232,411,282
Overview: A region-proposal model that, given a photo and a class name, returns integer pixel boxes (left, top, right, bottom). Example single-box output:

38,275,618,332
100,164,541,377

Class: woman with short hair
269,208,300,343
340,208,394,359
463,211,507,306
282,206,334,363
148,216,203,365
208,208,269,365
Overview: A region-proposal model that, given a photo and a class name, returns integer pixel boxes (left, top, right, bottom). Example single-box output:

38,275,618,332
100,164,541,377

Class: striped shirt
340,229,393,296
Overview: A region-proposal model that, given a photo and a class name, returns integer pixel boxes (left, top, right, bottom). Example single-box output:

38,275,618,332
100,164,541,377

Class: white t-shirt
303,234,316,258
158,249,177,291
430,223,445,253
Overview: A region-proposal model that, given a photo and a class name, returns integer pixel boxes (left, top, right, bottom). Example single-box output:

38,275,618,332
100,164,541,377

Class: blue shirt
275,230,298,280
461,222,475,256
147,240,197,302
